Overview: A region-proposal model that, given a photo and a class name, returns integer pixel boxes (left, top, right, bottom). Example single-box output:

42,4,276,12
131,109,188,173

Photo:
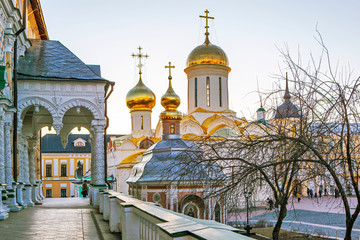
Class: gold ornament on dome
160,62,182,120
186,9,229,67
126,46,156,111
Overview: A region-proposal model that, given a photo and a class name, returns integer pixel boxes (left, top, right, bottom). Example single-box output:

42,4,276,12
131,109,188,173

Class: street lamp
243,188,254,236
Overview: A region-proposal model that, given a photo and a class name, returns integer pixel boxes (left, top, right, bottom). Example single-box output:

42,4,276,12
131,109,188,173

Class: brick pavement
0,198,113,240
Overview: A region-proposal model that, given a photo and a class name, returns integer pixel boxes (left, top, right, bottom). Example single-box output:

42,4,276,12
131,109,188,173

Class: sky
40,0,360,134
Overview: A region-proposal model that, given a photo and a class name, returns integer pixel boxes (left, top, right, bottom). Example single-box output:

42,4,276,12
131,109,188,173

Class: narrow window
46,189,52,198
46,164,52,177
195,78,198,107
61,164,67,177
206,77,210,107
61,189,67,198
170,124,175,134
219,77,222,107
141,116,144,130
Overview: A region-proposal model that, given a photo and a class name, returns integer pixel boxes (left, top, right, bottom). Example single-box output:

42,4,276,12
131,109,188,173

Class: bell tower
184,10,231,113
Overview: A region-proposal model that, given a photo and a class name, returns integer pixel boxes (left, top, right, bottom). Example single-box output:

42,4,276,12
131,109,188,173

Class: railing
98,190,254,240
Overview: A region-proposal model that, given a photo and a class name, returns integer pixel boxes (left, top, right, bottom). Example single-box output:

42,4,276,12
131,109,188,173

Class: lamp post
243,188,254,236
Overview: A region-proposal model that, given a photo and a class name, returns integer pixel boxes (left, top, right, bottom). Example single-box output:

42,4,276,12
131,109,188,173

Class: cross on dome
165,62,175,78
200,9,214,40
131,46,149,78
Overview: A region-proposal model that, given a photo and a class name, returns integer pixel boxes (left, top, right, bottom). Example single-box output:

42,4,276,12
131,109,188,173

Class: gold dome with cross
186,10,229,67
160,62,182,120
126,46,156,112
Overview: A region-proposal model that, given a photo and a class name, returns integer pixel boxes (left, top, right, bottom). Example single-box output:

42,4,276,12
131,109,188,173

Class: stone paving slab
227,196,359,239
0,198,117,240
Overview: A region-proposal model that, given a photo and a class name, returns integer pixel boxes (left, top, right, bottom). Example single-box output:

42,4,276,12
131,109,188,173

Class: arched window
170,124,175,134
206,77,210,107
195,78,198,107
219,77,222,107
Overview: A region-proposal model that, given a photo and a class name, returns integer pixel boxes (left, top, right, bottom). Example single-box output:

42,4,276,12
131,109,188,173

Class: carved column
0,120,5,184
92,124,105,185
0,119,9,213
90,120,107,207
28,137,39,203
18,135,33,207
4,122,13,189
4,121,20,211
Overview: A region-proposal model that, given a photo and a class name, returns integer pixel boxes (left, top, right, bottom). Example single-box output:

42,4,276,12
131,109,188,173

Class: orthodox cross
165,62,175,78
200,9,214,36
131,46,149,77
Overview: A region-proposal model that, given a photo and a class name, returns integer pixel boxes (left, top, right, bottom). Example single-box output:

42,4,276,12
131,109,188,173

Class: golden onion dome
161,77,180,111
126,78,156,111
186,37,229,67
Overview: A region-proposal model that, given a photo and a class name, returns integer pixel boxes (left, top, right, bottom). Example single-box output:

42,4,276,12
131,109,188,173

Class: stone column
90,120,107,207
4,121,21,211
28,137,40,204
0,184,8,219
18,135,34,207
0,119,10,214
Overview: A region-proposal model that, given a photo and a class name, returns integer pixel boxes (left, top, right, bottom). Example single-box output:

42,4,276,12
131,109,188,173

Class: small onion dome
257,107,266,112
160,76,182,120
126,78,156,111
186,37,229,67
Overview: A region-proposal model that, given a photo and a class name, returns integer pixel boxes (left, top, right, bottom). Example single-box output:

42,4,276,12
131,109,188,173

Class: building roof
17,39,110,83
41,134,91,153
127,134,225,183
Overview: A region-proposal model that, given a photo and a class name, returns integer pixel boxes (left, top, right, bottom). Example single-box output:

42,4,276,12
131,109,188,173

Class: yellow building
41,134,91,198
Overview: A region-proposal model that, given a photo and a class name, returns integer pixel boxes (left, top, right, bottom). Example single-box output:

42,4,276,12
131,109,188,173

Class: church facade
107,10,246,223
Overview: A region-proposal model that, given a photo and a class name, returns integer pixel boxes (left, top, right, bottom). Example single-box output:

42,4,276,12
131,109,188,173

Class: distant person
314,192,317,198
269,198,274,210
324,188,328,196
309,189,313,198
319,189,323,198
297,193,301,202
82,181,88,198
307,187,310,197
334,188,339,198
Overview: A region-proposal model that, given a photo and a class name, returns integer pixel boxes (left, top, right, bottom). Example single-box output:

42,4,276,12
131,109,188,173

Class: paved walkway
228,196,359,239
0,198,120,240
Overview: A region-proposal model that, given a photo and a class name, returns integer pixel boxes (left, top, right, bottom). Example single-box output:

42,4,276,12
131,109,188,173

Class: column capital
4,33,15,53
91,119,106,132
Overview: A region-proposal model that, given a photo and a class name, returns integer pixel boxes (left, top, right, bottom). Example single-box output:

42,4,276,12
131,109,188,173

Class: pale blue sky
41,0,360,134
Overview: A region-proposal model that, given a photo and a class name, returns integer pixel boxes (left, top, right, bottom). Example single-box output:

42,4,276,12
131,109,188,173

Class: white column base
16,183,26,208
2,187,10,213
103,192,110,221
37,181,45,200
31,185,40,204
90,185,107,207
23,184,34,207
0,184,9,220
99,191,104,213
6,189,21,212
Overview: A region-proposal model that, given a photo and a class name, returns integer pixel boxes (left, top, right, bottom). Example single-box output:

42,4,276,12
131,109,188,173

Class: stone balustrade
98,190,254,240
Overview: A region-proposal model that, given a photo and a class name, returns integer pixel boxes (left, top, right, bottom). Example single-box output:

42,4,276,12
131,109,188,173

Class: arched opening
180,194,205,219
139,138,154,149
214,202,221,222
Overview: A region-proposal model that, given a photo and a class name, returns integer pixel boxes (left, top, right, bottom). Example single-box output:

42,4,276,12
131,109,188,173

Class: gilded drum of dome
186,43,229,67
126,80,156,110
161,93,181,111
